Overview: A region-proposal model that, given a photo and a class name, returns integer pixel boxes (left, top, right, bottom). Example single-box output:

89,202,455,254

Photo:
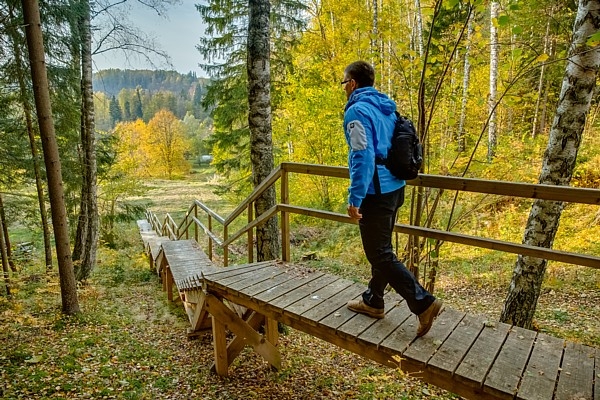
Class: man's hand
347,205,362,220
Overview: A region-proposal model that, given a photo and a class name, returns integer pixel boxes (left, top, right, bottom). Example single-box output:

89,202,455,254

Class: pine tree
109,95,123,126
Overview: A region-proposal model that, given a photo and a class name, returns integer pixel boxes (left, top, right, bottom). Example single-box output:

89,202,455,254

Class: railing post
208,215,213,261
185,212,189,239
194,204,198,243
247,203,254,263
223,225,229,267
281,168,290,262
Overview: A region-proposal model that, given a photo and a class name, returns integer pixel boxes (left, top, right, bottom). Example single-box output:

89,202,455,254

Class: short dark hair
344,61,375,88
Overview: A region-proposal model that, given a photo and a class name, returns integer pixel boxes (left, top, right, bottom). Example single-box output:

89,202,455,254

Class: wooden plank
204,261,274,278
204,263,268,281
358,299,412,347
283,277,352,316
516,333,564,400
426,312,484,376
253,271,325,303
454,321,511,392
226,266,285,291
169,260,217,283
555,341,595,400
212,313,228,376
238,270,296,297
337,292,402,338
300,282,365,323
268,274,339,309
403,308,464,366
484,326,537,399
378,305,420,355
211,264,279,288
319,291,367,330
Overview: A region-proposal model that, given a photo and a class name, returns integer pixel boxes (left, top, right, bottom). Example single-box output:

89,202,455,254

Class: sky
93,0,207,76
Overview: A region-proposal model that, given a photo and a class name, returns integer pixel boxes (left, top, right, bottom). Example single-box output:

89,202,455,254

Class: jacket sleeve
344,106,375,207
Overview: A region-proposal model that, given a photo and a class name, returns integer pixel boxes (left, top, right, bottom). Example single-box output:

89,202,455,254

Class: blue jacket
343,86,405,207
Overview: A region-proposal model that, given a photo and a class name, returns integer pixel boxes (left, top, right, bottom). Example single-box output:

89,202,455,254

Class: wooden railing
146,162,600,269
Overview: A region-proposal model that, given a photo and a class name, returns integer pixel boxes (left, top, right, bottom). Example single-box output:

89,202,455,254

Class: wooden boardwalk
138,220,599,400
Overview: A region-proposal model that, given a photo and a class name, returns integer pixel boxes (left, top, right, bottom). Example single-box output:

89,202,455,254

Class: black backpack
376,111,422,180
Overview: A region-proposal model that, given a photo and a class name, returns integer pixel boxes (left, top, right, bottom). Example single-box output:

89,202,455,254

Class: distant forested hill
92,69,209,96
92,69,212,132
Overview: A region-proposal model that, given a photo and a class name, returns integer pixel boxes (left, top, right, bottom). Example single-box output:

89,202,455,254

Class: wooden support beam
212,314,228,376
166,266,173,302
188,291,210,331
210,311,265,373
155,250,166,276
266,317,279,346
204,293,281,373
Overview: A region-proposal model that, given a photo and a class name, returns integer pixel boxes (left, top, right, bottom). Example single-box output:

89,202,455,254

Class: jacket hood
345,86,396,115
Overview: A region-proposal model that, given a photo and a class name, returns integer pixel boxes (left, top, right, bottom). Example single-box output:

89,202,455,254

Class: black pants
359,186,435,315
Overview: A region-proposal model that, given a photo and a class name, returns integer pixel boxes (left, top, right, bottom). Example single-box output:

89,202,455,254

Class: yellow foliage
145,110,191,179
114,110,191,179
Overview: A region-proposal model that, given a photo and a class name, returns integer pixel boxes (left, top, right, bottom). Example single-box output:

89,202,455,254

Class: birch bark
501,0,600,328
487,1,499,162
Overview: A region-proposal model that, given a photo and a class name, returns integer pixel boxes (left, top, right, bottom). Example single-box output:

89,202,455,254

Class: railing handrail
223,165,283,225
281,162,600,204
277,204,600,269
146,162,600,269
194,200,225,225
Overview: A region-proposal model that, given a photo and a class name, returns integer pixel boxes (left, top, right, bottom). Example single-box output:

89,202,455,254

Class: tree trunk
247,0,280,262
531,16,551,138
21,0,80,314
487,1,499,162
371,0,379,67
6,1,53,271
539,38,556,135
500,0,600,329
72,0,99,282
0,194,16,272
0,212,10,297
414,0,424,57
457,14,473,152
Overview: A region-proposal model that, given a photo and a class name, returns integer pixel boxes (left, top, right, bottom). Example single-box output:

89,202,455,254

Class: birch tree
457,12,473,152
531,13,552,138
500,0,600,329
414,0,424,57
487,0,499,162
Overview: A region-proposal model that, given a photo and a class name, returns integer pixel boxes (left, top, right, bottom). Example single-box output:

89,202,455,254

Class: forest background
1,0,600,396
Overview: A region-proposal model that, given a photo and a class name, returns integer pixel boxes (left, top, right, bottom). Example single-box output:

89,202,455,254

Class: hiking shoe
417,299,444,337
347,299,385,319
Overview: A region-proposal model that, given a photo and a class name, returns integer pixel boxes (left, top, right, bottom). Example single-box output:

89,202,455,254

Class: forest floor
1,171,598,399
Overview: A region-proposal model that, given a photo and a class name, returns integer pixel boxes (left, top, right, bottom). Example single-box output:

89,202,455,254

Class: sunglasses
340,79,352,86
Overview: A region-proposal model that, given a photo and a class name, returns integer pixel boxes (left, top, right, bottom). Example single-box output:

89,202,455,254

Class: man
342,60,443,337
